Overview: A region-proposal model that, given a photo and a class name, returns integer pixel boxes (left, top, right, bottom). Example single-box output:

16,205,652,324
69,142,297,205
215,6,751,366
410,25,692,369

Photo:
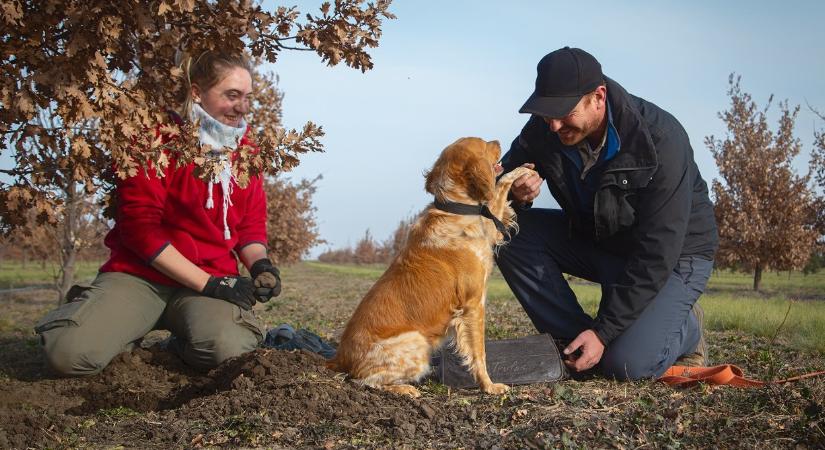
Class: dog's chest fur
418,212,504,271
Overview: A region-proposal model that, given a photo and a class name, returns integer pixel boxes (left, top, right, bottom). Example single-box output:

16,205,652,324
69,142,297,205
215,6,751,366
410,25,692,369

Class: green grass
303,261,387,279
709,269,825,296
702,294,825,353
0,260,102,289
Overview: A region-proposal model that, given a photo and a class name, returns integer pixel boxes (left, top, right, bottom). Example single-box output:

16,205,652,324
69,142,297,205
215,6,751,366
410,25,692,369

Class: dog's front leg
453,302,509,395
489,166,537,218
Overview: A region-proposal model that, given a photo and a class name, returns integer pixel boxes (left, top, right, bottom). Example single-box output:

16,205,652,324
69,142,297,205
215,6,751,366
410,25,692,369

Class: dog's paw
498,166,537,185
381,384,422,398
481,382,510,395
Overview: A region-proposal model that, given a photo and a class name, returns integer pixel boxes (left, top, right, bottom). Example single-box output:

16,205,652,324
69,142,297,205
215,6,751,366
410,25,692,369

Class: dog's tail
325,331,369,375
325,354,344,372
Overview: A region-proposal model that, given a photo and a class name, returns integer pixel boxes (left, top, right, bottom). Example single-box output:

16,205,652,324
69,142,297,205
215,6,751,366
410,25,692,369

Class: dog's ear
464,154,494,203
425,143,455,197
424,163,442,197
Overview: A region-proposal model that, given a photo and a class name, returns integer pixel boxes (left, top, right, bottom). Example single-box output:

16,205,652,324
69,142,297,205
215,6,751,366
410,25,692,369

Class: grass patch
702,294,825,353
0,260,102,289
97,406,140,420
709,270,825,297
304,261,385,279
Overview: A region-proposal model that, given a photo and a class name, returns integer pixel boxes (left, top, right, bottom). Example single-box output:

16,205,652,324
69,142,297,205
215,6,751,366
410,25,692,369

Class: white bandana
190,103,247,240
190,103,247,152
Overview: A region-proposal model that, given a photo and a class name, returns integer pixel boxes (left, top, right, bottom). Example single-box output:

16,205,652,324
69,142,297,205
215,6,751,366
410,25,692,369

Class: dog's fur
326,137,536,397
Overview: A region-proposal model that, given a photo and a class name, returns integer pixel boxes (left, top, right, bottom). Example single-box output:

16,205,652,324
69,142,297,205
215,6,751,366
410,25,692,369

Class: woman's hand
201,275,258,310
249,258,282,301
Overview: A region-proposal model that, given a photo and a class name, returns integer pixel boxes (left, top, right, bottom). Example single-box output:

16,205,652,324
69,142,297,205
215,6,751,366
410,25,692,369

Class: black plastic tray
432,334,567,388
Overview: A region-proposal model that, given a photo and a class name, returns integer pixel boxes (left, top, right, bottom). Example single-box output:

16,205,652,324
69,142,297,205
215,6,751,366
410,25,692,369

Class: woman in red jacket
35,51,281,376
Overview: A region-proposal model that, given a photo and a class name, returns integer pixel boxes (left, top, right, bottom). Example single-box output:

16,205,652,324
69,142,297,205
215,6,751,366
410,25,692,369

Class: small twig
766,300,794,381
769,300,794,347
805,100,825,122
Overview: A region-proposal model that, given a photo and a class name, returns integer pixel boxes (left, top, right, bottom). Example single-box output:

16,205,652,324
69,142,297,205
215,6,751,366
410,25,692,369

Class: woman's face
193,66,253,127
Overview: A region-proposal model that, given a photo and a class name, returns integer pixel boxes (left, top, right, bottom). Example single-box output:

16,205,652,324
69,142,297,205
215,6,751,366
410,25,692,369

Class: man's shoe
675,302,707,367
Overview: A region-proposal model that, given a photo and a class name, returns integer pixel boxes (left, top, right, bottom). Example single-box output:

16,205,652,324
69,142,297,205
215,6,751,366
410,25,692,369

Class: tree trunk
58,249,77,304
57,183,79,304
753,265,763,291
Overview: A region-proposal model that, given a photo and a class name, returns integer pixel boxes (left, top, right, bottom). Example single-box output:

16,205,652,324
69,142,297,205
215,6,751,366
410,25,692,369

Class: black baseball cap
519,47,604,119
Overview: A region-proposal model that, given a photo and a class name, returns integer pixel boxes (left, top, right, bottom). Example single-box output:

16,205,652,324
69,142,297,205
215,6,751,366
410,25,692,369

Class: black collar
432,200,508,235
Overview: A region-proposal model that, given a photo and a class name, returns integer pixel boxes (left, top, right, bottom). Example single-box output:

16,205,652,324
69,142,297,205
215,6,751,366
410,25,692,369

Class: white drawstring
205,181,215,209
205,161,234,240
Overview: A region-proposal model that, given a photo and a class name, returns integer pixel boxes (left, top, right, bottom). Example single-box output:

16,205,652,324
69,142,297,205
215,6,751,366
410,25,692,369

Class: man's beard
557,126,588,146
556,113,599,146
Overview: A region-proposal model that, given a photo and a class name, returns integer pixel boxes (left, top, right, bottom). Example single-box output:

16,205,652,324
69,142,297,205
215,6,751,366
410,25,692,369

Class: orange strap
659,364,825,388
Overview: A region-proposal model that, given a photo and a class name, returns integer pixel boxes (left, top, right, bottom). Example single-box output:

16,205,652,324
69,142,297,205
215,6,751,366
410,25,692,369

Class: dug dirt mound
180,348,445,431
3,346,451,448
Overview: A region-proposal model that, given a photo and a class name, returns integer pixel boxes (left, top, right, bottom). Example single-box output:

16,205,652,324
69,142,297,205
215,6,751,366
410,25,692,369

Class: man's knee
600,346,666,381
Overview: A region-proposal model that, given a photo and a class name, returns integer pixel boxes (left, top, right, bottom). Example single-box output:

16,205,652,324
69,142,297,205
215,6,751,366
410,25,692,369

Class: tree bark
57,183,79,304
753,265,763,291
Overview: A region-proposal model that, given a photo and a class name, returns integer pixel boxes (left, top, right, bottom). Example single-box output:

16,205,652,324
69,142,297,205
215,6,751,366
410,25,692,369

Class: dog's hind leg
354,331,431,398
451,301,510,395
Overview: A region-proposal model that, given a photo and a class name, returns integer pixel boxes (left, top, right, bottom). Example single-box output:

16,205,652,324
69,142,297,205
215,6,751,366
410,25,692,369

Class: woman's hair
177,50,253,118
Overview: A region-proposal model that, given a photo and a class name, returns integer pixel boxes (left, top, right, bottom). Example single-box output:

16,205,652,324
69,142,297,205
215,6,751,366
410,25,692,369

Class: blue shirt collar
603,100,620,161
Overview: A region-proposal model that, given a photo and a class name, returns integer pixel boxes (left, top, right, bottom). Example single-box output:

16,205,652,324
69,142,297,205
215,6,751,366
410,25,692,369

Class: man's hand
202,276,258,310
563,329,605,372
249,258,282,302
510,163,543,204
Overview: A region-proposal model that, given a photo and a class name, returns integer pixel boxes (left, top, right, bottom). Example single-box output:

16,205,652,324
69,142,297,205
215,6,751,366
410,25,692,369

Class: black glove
202,275,257,310
249,258,282,302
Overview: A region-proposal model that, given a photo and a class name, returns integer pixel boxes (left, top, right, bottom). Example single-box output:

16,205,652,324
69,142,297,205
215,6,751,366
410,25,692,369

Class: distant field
0,260,102,289
306,261,825,353
3,260,823,353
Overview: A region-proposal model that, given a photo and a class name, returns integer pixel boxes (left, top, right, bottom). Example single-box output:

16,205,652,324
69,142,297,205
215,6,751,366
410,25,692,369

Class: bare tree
808,104,825,251
706,74,819,290
264,176,325,265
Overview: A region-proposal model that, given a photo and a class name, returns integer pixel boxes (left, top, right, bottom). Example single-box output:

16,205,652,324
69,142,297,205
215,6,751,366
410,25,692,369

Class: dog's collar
432,200,508,235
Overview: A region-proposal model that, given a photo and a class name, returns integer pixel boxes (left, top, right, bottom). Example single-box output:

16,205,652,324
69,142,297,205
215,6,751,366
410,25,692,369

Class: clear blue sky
3,1,823,259
269,0,825,258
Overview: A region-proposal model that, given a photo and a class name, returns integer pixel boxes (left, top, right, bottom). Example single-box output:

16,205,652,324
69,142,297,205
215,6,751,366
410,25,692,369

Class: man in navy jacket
497,47,718,380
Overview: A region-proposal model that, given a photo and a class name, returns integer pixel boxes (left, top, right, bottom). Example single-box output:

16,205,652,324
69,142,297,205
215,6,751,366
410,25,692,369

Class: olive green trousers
35,271,264,376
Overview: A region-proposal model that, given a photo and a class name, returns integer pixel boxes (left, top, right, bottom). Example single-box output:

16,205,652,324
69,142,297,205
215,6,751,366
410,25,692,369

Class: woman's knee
183,329,259,370
42,329,109,377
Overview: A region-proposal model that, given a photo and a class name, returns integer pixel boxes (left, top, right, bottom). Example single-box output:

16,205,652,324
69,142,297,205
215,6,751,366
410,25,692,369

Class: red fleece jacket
99,130,267,286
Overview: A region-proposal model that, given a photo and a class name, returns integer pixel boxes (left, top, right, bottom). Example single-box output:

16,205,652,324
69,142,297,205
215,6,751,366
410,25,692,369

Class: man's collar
576,101,616,152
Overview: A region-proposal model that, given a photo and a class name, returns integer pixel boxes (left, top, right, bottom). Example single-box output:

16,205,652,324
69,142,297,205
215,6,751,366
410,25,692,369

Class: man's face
542,86,606,146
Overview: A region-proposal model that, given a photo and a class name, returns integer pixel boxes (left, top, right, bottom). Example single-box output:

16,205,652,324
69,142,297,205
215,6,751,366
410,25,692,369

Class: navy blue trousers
495,209,712,380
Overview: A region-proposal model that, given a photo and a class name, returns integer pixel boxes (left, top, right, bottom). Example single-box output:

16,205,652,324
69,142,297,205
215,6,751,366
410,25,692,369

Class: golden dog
327,137,536,397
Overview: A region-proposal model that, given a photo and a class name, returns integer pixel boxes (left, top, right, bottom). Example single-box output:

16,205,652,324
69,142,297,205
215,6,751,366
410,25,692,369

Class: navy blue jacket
500,77,718,344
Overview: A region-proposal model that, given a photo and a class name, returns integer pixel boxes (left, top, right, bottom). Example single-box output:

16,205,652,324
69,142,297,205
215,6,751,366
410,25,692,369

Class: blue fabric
262,323,336,359
559,102,621,231
495,208,711,380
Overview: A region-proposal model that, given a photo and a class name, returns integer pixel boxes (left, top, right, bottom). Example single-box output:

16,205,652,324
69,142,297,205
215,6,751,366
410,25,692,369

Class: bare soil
0,263,823,449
